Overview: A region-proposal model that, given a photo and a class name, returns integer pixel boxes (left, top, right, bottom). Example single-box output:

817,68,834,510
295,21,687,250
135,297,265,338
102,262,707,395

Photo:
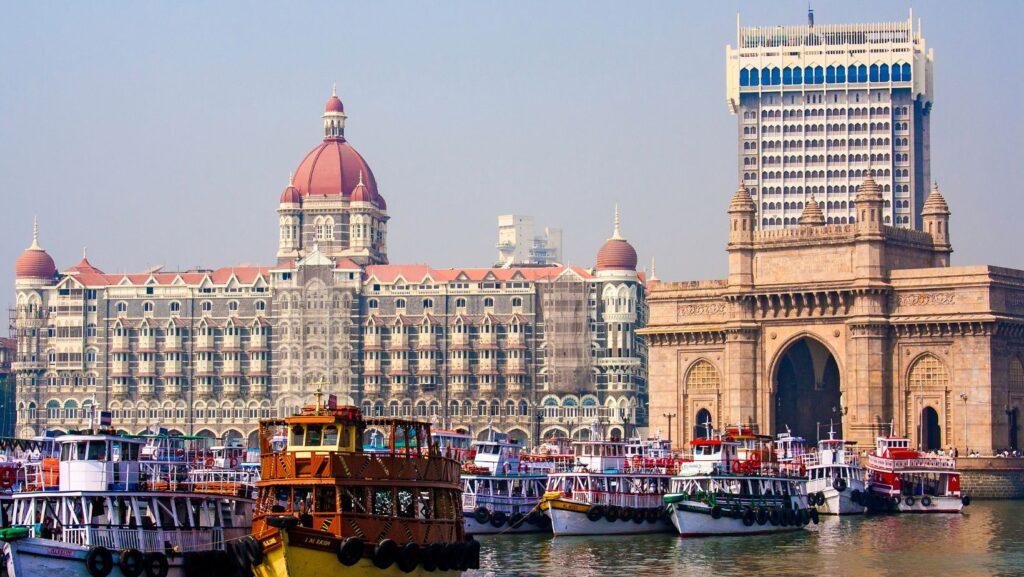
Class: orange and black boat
250,392,477,576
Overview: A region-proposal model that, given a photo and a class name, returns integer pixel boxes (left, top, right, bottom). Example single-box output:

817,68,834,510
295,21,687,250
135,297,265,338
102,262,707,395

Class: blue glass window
771,67,781,85
870,64,879,82
740,68,749,86
793,67,802,84
783,67,793,85
902,63,911,81
826,65,836,83
880,64,890,82
857,65,868,83
761,68,771,86
892,63,902,82
750,68,759,86
805,66,814,84
814,66,824,84
837,66,846,83
848,65,857,82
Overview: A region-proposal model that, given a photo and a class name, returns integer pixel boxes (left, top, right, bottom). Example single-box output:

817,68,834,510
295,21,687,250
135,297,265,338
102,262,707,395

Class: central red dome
292,139,380,200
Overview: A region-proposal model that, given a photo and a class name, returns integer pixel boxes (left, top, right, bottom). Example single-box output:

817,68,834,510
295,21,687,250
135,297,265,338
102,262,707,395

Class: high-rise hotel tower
727,10,934,230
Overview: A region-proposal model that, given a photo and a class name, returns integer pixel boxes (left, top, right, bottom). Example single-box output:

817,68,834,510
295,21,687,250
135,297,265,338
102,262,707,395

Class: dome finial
358,170,364,187
649,257,659,281
83,246,88,260
289,170,294,186
612,204,622,240
30,215,40,250
332,82,337,97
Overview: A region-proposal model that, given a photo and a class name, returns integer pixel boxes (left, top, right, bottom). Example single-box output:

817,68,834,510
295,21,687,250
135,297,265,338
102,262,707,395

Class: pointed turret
922,182,952,266
15,216,57,281
727,183,756,287
596,204,638,274
798,196,826,227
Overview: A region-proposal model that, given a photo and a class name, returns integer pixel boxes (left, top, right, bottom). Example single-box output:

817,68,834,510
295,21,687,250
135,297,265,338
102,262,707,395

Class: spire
83,246,88,260
358,170,364,187
289,170,294,186
649,257,659,282
611,204,622,240
332,82,337,97
30,215,40,250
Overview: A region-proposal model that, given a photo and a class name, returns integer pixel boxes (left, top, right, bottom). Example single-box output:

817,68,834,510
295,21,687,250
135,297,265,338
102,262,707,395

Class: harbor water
470,501,1024,577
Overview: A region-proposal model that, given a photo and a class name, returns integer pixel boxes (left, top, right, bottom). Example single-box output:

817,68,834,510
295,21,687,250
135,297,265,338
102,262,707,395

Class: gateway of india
641,178,1024,454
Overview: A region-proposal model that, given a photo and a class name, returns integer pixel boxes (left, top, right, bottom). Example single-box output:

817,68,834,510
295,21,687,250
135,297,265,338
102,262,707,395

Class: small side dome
351,171,373,203
798,197,826,226
325,87,344,113
280,185,302,204
922,183,950,216
596,205,638,272
728,183,756,213
855,172,883,202
15,218,56,280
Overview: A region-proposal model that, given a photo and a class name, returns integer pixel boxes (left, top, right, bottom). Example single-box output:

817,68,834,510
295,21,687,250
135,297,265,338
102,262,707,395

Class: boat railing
561,490,665,509
868,455,956,471
462,493,540,511
55,526,246,552
186,468,260,496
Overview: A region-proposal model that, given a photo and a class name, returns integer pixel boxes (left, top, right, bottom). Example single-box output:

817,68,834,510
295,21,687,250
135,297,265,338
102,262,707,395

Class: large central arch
773,336,842,442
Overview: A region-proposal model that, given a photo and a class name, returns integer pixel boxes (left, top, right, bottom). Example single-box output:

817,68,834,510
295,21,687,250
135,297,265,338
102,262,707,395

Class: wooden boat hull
253,527,464,577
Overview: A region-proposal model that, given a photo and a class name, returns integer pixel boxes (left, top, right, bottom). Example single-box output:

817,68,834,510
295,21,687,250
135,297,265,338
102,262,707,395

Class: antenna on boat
313,375,327,412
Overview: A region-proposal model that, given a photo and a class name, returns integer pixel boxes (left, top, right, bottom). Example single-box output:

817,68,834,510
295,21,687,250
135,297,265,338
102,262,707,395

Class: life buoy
473,506,490,525
86,546,114,577
741,507,755,527
0,468,15,490
372,539,398,570
466,538,482,570
336,537,363,566
205,457,215,468
586,505,604,522
230,457,238,468
905,496,916,507
833,477,848,493
490,511,508,528
710,505,723,520
397,542,420,573
143,552,169,577
118,548,145,577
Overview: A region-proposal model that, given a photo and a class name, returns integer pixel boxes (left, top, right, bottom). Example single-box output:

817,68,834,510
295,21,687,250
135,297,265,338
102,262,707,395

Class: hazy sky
2,1,1022,314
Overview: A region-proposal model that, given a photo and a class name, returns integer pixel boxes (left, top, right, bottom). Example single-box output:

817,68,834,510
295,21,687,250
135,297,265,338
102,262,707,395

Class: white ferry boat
461,436,549,535
0,431,255,577
865,436,969,513
540,431,673,536
185,443,261,499
664,435,815,537
801,430,866,515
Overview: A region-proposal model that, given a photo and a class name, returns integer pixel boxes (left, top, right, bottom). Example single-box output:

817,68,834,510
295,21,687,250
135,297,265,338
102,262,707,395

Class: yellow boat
249,390,476,576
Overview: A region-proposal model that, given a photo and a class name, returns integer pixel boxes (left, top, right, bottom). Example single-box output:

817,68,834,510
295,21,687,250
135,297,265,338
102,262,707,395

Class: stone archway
694,408,713,439
773,336,842,442
921,406,941,451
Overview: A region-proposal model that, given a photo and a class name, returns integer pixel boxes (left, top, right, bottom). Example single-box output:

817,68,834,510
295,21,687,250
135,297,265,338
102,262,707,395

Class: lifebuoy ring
833,477,848,493
397,542,420,573
230,457,238,468
473,506,490,525
336,537,363,566
143,552,169,577
86,546,114,577
118,548,145,577
0,468,15,490
372,539,398,570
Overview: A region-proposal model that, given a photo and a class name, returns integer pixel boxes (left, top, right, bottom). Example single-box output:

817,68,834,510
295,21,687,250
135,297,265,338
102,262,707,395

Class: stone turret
854,174,885,234
853,174,886,281
798,197,826,227
922,182,951,267
727,184,756,287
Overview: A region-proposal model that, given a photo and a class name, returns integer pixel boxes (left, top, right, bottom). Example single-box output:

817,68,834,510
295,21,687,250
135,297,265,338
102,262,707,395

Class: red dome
292,139,379,199
16,247,56,279
325,95,344,113
280,185,302,204
596,238,638,271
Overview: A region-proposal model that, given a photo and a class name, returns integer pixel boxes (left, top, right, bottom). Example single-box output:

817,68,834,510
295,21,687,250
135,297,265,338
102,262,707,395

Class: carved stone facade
642,179,1024,454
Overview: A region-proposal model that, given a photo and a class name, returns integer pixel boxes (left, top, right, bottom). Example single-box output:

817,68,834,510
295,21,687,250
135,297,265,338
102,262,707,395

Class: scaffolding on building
539,275,592,394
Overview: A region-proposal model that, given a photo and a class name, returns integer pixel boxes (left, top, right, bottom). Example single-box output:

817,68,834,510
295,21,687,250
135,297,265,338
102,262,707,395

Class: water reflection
469,501,1024,577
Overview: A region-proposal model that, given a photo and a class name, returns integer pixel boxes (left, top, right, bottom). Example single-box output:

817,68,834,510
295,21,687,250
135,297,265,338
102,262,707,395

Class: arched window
255,300,266,312
483,297,494,309
694,408,713,439
908,354,949,390
1010,358,1024,390
368,299,378,310
455,298,467,310
201,301,212,313
228,300,239,312
143,301,154,313
686,360,720,390
116,302,128,313
170,301,181,313
395,298,406,310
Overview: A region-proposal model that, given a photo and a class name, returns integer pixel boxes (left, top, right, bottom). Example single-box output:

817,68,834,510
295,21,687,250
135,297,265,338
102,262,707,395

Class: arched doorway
1009,408,1020,451
694,408,713,439
921,406,941,451
774,336,842,441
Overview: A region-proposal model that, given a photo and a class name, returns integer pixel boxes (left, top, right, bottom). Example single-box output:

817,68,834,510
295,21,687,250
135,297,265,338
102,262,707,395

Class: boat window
87,441,108,461
125,442,139,461
372,487,393,516
293,487,312,514
60,443,73,461
417,490,432,520
315,486,336,512
305,426,323,446
397,489,415,518
290,426,304,446
77,442,89,460
323,426,339,447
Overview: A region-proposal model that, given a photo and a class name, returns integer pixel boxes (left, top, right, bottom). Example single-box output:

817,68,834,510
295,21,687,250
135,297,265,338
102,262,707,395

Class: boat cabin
471,435,523,475
57,434,143,492
573,440,628,473
677,439,738,476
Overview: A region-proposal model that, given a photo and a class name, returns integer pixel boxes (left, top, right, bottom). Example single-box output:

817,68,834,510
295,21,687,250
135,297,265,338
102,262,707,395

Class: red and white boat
865,436,970,513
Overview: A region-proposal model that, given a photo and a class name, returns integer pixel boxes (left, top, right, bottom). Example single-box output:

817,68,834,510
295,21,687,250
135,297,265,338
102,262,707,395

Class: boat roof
56,433,145,445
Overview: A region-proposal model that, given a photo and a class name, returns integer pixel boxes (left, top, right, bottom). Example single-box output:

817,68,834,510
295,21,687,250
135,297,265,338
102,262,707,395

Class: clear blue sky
2,1,1022,315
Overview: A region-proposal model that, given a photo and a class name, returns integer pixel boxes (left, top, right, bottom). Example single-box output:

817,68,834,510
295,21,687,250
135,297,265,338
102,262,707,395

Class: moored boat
461,436,549,535
664,433,815,537
540,429,673,536
251,393,477,577
801,429,866,515
864,436,969,513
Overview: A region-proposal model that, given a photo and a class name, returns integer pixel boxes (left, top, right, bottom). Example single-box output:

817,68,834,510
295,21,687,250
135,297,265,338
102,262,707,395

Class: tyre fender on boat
768,508,781,526
143,552,169,577
510,512,526,528
755,507,768,526
851,489,863,504
810,508,820,525
741,507,755,527
86,546,114,577
962,495,972,506
799,509,810,526
119,548,145,577
527,510,544,525
921,495,932,507
604,506,619,522
336,537,364,567
905,496,916,507
243,536,264,566
397,542,420,573
833,477,848,493
490,510,508,528
466,538,482,570
372,539,398,570
473,506,490,525
586,505,604,522
646,508,659,523
710,505,723,520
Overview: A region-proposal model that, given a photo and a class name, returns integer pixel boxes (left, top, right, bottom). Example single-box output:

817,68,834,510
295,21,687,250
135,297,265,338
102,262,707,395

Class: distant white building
496,215,562,267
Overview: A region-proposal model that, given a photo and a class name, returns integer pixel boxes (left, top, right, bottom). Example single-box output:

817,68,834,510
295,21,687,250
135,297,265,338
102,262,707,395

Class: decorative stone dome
15,218,56,280
325,94,344,113
728,184,756,213
798,197,826,226
922,183,950,216
596,205,638,271
350,171,373,204
855,172,884,203
280,173,302,204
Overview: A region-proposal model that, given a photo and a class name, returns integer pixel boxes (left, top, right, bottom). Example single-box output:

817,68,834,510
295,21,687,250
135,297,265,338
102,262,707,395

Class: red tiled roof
363,264,593,284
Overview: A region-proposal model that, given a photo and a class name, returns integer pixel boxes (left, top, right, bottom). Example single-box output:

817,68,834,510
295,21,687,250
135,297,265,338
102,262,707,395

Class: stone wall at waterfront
959,457,1024,499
